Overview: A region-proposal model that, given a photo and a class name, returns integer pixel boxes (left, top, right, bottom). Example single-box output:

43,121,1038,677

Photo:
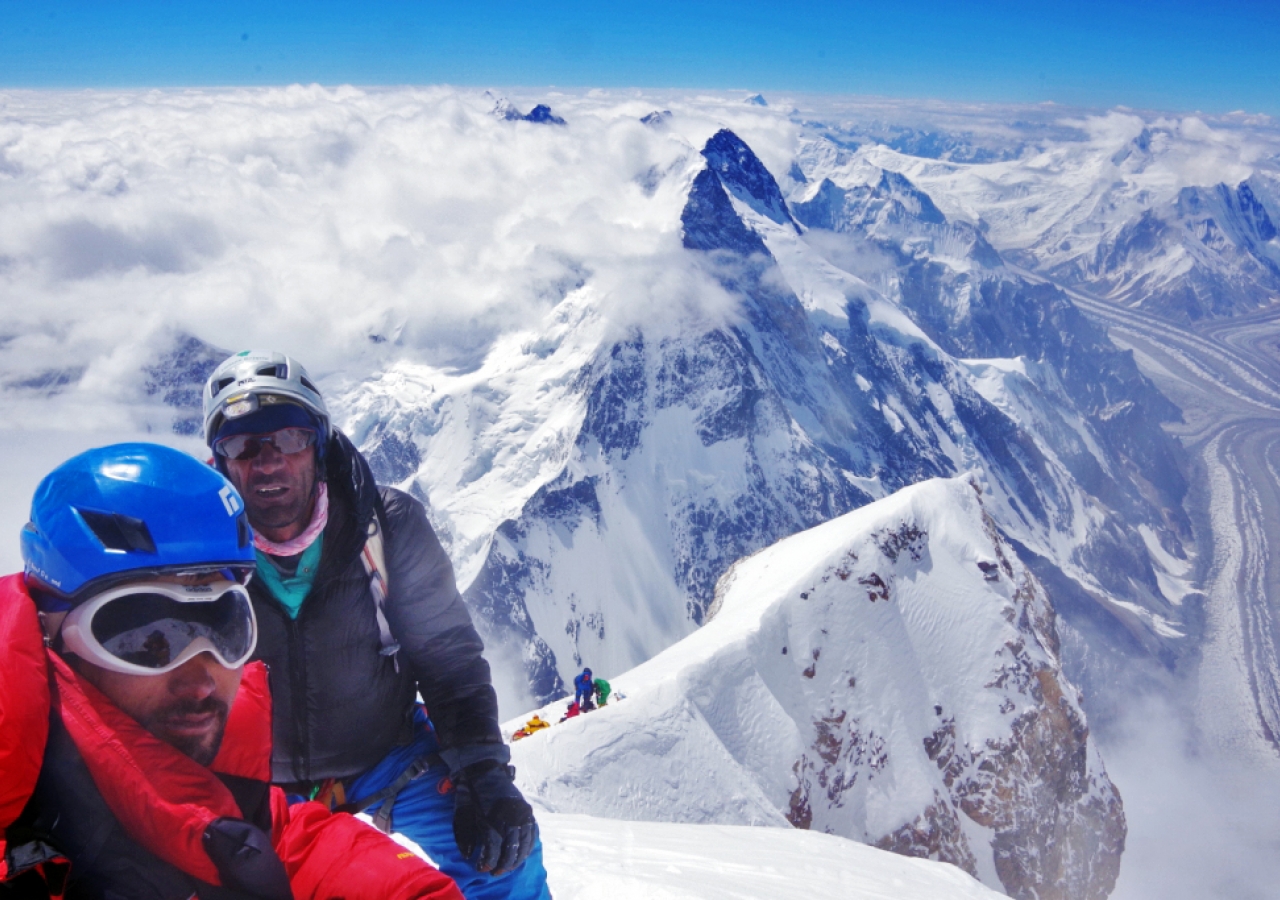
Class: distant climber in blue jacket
574,668,595,710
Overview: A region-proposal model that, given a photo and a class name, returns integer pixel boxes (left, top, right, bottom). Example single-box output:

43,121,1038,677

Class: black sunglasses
214,427,317,461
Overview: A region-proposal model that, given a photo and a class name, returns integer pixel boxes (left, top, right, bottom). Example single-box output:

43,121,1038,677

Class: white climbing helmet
202,350,331,446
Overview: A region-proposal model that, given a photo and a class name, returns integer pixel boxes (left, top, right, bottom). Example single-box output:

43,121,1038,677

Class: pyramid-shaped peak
875,170,947,224
700,129,798,230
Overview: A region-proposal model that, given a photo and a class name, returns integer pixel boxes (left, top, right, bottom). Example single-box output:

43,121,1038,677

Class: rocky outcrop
769,487,1124,899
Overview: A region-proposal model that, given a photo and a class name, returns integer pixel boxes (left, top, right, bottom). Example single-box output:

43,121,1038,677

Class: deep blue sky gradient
2,1,1277,115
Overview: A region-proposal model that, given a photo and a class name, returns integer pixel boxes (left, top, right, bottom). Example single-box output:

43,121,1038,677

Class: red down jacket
0,573,463,900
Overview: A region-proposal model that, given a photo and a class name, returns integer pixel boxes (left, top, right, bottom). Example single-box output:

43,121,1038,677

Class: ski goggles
60,579,258,676
213,426,316,461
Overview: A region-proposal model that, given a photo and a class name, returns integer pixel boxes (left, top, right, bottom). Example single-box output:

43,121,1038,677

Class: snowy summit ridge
512,476,1124,900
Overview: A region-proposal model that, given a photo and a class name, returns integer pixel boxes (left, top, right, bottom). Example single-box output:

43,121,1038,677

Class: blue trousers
345,712,552,900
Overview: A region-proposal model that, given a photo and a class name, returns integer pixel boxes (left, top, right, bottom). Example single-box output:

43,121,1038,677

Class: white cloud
1103,694,1280,900
0,85,800,427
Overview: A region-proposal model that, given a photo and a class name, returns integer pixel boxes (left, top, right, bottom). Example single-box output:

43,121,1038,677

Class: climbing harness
334,752,445,834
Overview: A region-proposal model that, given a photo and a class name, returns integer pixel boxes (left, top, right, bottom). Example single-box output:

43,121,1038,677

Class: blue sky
2,1,1278,115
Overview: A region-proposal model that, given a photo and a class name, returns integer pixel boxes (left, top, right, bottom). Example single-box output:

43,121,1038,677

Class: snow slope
509,476,1122,900
535,812,1007,900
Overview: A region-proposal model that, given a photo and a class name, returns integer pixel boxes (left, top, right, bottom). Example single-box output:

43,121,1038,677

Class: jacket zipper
283,612,310,783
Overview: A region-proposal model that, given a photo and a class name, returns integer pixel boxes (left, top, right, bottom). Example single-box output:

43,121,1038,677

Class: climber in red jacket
0,443,463,900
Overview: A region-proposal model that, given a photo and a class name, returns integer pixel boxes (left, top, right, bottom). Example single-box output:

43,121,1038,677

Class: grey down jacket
247,429,504,785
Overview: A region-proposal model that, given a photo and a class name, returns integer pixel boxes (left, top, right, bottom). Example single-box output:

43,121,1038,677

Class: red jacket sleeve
270,790,463,900
0,575,51,832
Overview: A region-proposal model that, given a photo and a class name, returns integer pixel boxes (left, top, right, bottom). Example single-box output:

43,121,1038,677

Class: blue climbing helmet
20,443,255,605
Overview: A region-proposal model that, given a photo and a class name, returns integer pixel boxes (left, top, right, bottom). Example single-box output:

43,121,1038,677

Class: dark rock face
143,333,228,435
700,129,800,231
873,793,980,880
980,672,1127,900
681,167,769,256
1233,181,1278,242
364,426,422,485
524,105,566,126
581,337,648,458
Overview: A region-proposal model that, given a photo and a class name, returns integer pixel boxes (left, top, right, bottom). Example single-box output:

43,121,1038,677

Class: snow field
535,813,1007,900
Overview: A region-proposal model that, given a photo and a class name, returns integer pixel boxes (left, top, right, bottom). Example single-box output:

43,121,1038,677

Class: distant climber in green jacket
593,677,612,707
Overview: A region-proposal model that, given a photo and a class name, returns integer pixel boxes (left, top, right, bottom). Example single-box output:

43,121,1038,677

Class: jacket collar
317,428,382,576
324,428,380,532
48,652,272,887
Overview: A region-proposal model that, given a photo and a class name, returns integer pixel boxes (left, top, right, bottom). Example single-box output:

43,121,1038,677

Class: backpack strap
361,498,401,672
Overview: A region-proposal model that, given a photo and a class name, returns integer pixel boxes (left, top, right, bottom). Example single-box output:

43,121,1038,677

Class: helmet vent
257,364,287,378
76,509,158,555
214,376,235,395
237,512,251,548
299,376,318,395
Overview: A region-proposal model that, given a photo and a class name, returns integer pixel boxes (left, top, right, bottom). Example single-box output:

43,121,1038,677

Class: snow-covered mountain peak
484,90,524,121
4,88,1253,897
512,475,1124,900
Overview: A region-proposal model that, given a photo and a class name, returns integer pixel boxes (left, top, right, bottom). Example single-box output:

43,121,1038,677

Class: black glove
452,759,538,875
203,817,292,900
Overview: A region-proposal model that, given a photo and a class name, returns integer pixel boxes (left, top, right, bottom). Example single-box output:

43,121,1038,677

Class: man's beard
141,696,230,766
